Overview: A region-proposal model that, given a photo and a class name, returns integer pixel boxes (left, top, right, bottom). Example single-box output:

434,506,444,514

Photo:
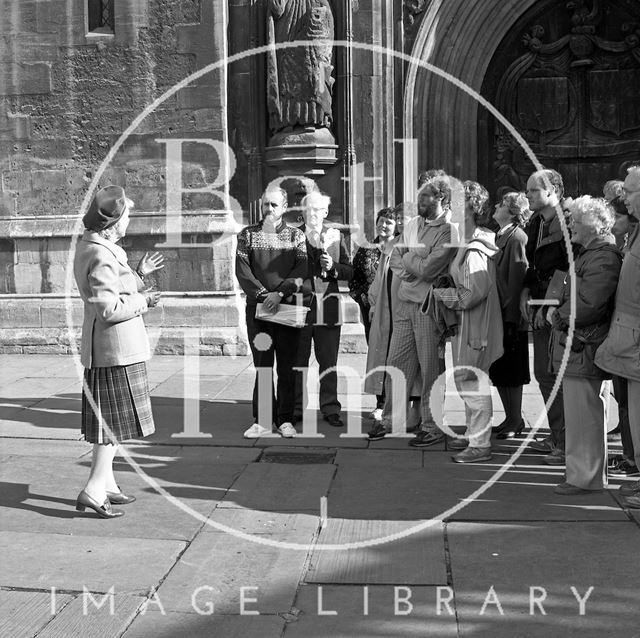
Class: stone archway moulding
404,0,541,185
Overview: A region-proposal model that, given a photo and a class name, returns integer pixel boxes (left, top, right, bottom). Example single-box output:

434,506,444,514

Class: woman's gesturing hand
137,252,165,277
145,291,162,308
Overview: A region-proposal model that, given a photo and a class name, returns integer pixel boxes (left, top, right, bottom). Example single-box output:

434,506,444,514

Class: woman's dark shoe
496,419,526,440
106,489,136,505
492,419,510,434
76,490,124,519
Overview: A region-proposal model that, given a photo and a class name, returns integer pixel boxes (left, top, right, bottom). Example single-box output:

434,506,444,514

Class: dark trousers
246,306,300,427
532,324,565,450
294,322,342,417
613,375,635,463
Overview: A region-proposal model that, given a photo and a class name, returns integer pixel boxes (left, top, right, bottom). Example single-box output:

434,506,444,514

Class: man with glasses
520,169,570,465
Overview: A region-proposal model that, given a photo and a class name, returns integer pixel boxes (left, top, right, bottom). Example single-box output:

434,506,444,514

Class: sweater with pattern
235,219,307,306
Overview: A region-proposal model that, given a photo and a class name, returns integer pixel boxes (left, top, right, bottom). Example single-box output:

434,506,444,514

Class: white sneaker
277,422,296,438
369,408,383,421
243,423,272,439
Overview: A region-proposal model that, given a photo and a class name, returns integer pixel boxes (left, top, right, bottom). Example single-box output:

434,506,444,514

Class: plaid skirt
81,362,155,444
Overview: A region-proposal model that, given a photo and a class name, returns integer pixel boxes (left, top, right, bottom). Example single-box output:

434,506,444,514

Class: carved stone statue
266,0,335,135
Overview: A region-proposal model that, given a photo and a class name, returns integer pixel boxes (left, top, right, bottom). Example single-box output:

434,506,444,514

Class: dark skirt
81,362,155,444
489,330,531,387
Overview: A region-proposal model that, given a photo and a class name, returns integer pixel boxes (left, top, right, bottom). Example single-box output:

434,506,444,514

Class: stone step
0,294,367,355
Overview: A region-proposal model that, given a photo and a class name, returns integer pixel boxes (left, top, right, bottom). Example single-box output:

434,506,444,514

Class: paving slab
145,397,256,447
326,466,455,521
251,419,369,449
38,593,144,638
0,404,80,440
0,590,74,638
218,463,335,512
123,610,285,638
146,368,181,385
205,509,319,535
334,448,423,469
0,531,185,593
151,401,257,447
447,461,627,522
157,445,261,465
306,519,446,585
153,530,315,614
0,356,78,380
0,437,87,457
212,371,256,401
0,377,78,401
170,356,251,377
150,375,232,401
284,585,458,637
0,452,239,540
448,521,640,636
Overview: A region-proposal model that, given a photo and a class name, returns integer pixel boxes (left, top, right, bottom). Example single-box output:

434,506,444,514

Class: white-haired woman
489,192,531,439
548,196,622,495
74,185,163,518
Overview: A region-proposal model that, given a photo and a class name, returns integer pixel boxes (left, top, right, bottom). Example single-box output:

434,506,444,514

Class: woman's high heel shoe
496,419,526,440
106,488,136,505
492,419,511,434
76,490,124,519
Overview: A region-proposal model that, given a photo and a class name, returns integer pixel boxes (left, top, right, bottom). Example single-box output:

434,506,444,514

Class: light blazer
74,230,150,368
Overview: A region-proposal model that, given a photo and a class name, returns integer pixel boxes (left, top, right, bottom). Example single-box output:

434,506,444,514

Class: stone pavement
1,353,639,638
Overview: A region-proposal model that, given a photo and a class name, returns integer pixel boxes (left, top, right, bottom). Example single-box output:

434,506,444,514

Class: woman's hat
83,185,134,231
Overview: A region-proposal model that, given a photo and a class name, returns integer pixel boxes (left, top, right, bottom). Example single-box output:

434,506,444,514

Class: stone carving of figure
267,0,335,134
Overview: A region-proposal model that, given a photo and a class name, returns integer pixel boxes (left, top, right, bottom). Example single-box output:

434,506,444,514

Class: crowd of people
235,165,640,507
72,166,640,519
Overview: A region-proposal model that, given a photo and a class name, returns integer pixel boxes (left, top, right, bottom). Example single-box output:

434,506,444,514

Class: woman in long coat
596,165,640,506
73,185,163,518
489,192,531,438
432,203,504,463
549,196,622,495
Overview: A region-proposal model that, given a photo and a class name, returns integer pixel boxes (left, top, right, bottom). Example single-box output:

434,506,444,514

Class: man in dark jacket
520,169,570,464
294,191,353,427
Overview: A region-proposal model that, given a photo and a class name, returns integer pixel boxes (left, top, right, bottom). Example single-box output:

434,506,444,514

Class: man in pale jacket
368,175,458,445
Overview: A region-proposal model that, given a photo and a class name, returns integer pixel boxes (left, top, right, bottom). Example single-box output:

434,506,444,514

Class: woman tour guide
74,185,164,518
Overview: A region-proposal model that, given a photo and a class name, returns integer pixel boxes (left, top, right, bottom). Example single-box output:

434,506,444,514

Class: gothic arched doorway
479,0,640,200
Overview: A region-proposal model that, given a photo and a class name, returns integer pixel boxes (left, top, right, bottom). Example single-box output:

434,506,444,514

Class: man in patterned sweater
235,186,308,438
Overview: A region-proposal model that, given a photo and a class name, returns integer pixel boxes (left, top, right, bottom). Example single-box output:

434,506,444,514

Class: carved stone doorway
478,0,640,200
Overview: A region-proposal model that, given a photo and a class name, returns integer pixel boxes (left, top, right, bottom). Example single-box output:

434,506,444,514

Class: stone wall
0,0,387,354
0,0,250,353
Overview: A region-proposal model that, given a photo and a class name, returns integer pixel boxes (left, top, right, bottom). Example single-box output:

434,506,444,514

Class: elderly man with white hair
596,166,640,507
293,190,353,428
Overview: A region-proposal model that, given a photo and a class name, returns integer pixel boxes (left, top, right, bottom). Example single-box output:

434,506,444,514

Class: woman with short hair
349,207,399,419
549,196,622,495
74,185,163,518
431,186,504,463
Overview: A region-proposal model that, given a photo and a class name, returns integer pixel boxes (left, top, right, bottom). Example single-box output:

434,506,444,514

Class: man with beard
368,175,458,444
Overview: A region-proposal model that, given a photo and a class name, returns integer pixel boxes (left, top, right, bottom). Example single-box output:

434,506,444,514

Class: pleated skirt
81,362,155,444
